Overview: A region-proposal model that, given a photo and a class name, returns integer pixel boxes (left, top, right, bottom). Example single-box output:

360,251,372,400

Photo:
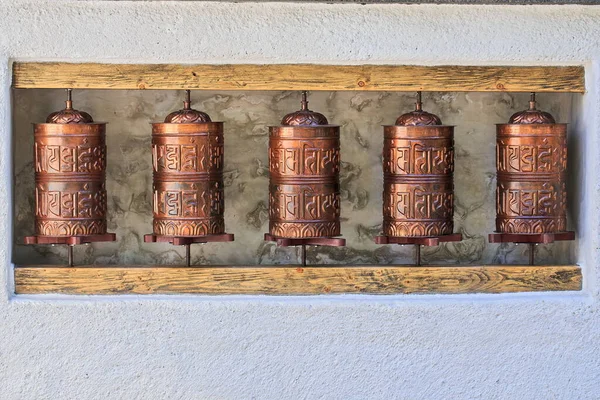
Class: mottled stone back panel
12,90,574,265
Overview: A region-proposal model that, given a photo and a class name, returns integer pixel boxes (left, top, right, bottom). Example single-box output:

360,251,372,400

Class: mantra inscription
269,126,341,238
382,126,455,237
33,123,109,237
496,124,567,234
151,123,225,237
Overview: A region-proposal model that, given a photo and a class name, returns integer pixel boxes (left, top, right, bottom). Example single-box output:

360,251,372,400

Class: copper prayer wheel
150,90,226,237
382,92,454,237
29,90,112,239
495,93,567,234
268,92,341,239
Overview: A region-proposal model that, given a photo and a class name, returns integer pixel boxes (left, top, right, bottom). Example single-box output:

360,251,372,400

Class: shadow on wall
12,89,575,266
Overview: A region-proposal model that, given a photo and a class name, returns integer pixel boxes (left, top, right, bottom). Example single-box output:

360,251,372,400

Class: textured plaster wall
13,89,574,266
0,2,599,399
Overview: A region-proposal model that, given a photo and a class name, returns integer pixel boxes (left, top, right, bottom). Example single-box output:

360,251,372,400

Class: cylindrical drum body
269,125,341,238
151,122,225,236
382,125,454,237
496,123,567,233
33,123,108,236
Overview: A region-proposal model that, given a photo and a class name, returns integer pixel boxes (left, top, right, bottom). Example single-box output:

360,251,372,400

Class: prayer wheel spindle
265,91,345,265
375,92,461,265
489,92,574,265
144,90,234,266
24,89,116,266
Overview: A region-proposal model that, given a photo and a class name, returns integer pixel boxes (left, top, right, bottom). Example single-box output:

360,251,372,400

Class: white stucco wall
1,2,599,399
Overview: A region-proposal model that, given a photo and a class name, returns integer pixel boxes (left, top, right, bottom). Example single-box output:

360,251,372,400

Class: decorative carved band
151,123,226,237
36,220,107,237
382,126,455,237
33,123,109,237
383,220,454,238
269,221,340,239
153,218,225,237
496,124,567,234
269,126,342,239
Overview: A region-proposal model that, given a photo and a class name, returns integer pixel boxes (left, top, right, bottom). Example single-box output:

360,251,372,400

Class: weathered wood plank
12,63,585,92
14,265,581,295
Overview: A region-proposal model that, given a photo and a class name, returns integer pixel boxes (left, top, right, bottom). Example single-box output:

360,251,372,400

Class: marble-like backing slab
12,89,574,266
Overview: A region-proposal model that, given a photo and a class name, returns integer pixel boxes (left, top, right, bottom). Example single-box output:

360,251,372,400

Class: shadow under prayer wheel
495,93,567,234
382,92,454,237
150,91,226,237
268,92,341,239
30,90,112,239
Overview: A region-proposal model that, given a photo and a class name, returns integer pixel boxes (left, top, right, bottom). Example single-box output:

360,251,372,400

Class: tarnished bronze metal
145,90,233,242
267,92,343,241
495,93,568,234
25,89,115,266
380,92,455,238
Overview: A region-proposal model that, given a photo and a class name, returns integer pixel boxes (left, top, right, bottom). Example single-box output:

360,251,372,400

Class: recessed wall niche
12,89,575,266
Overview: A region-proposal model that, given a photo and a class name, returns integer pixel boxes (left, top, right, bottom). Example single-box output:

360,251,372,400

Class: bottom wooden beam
13,265,581,295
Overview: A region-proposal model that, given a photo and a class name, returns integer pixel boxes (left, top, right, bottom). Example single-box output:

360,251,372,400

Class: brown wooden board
14,265,581,295
12,63,584,92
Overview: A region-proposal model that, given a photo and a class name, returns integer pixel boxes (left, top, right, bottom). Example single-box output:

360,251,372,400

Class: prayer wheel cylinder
382,93,454,237
268,93,341,238
495,94,567,233
151,92,225,236
33,93,109,237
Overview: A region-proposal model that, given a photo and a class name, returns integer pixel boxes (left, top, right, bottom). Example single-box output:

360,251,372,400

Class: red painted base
144,233,234,246
488,231,575,244
264,233,346,247
375,233,462,247
24,233,116,246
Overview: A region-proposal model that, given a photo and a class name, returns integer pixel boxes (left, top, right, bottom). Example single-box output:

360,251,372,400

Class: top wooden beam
12,63,585,92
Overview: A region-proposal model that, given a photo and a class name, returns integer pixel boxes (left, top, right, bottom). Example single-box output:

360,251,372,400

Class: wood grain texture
14,265,581,295
12,63,585,92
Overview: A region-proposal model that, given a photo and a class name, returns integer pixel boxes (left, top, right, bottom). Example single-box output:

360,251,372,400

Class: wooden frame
14,265,581,295
11,62,584,295
12,63,584,92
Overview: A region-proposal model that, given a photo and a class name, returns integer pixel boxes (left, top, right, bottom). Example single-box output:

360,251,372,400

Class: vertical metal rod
415,244,421,266
301,91,308,111
301,244,307,266
184,89,191,109
529,243,535,266
185,244,191,267
68,245,74,267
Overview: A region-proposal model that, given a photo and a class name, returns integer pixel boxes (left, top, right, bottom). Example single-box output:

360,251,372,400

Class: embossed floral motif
395,110,441,126
280,91,329,126
395,92,442,126
507,93,556,124
164,109,211,124
164,90,212,123
45,89,94,124
508,109,555,124
46,108,94,124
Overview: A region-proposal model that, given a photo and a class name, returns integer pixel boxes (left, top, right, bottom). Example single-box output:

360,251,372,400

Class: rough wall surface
13,90,574,266
0,2,599,399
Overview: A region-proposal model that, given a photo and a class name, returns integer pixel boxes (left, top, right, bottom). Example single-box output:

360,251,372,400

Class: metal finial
301,91,309,111
65,89,73,110
529,92,537,110
183,90,191,110
415,91,423,111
